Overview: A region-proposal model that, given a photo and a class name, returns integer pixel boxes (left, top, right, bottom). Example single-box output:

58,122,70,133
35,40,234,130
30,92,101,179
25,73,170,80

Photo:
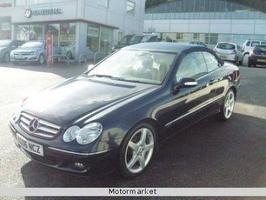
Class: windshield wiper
88,74,152,84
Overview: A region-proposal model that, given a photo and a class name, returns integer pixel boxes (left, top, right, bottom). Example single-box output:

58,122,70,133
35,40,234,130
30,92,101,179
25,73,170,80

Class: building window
97,0,109,8
205,33,218,45
87,24,100,52
193,33,200,41
126,0,135,13
100,27,113,53
176,33,184,41
15,0,26,6
16,24,43,41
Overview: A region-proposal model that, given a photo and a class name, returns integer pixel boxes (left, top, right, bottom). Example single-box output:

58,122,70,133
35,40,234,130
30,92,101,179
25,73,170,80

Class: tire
3,52,10,63
39,54,45,65
118,123,157,178
242,54,249,66
248,59,255,68
217,89,236,121
66,51,73,60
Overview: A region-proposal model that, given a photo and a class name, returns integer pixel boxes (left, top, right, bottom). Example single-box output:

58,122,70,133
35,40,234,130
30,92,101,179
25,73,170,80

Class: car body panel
214,42,243,63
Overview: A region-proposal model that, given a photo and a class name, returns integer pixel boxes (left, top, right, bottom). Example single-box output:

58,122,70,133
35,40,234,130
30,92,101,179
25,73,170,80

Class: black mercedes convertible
9,42,240,178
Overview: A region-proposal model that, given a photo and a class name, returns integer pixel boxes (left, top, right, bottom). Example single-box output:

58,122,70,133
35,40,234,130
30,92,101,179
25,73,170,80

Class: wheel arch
229,86,237,97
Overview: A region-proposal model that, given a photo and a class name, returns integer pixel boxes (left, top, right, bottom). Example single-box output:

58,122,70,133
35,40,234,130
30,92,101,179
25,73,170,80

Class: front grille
14,52,33,56
18,112,61,139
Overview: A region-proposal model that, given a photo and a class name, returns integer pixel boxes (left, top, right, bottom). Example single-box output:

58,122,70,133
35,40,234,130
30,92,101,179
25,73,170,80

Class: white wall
144,19,266,35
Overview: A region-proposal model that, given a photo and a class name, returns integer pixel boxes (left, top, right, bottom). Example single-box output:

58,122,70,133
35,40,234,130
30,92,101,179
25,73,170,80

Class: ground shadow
21,113,266,188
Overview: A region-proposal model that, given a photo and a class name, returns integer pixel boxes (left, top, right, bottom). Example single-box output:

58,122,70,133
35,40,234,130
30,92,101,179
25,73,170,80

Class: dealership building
145,0,266,47
0,0,145,60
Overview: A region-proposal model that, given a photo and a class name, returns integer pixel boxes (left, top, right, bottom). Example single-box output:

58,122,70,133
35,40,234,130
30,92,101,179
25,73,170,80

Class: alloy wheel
125,128,154,174
223,90,235,119
39,55,45,65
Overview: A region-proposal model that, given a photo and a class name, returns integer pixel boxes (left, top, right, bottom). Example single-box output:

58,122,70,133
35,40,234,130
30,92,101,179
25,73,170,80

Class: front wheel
118,123,157,178
39,54,46,65
217,89,235,121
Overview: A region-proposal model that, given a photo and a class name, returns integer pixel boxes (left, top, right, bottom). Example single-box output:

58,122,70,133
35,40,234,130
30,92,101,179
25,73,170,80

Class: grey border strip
0,188,266,197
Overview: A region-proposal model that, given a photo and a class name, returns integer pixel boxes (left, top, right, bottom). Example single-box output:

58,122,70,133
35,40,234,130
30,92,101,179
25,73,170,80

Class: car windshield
217,43,235,50
130,36,144,44
255,46,266,52
120,35,133,45
141,36,153,42
87,50,176,85
251,41,260,47
0,40,11,47
21,41,43,48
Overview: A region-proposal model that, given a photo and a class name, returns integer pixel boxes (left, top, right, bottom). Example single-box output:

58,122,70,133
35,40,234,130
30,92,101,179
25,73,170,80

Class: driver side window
176,52,208,82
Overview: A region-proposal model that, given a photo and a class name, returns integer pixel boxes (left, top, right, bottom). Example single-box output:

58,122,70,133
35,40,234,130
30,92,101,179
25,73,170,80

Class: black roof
124,42,199,53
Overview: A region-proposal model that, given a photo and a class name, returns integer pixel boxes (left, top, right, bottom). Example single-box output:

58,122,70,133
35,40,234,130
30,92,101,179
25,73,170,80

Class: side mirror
87,64,95,71
173,78,198,92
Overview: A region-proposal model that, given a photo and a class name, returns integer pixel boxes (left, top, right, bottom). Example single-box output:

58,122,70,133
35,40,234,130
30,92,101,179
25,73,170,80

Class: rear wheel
3,52,10,62
217,89,235,121
248,59,256,68
243,54,249,66
118,123,157,178
39,54,45,65
66,51,73,60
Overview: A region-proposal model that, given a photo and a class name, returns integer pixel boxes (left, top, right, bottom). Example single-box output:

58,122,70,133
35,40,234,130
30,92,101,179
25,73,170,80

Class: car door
202,51,228,106
159,51,213,127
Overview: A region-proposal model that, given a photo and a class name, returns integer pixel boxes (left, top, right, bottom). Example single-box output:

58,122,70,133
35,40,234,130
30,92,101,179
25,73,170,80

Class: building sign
25,8,63,18
46,32,54,65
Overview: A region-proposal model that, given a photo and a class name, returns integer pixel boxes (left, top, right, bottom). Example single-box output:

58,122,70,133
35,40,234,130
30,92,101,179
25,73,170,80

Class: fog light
74,162,85,170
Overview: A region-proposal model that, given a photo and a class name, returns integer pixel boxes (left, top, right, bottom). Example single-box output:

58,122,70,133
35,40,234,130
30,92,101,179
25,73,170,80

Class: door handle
209,79,216,85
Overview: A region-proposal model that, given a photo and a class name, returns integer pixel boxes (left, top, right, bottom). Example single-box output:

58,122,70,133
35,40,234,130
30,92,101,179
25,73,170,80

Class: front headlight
63,123,103,145
63,126,80,143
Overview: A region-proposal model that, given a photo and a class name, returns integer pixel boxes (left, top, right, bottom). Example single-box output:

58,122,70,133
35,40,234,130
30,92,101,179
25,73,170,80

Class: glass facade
146,0,266,46
145,0,266,20
87,23,113,53
16,24,43,41
159,32,266,46
0,17,11,39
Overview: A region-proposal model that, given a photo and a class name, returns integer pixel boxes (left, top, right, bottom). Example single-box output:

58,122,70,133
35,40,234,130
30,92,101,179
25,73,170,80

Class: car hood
23,75,157,126
12,47,40,53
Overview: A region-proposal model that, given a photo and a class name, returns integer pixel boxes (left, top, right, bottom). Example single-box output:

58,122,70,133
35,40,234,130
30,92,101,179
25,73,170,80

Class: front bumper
9,120,117,174
10,55,39,62
216,53,237,62
249,56,266,66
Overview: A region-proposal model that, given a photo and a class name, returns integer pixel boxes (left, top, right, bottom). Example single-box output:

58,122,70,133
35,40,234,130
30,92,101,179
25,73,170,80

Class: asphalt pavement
0,63,265,200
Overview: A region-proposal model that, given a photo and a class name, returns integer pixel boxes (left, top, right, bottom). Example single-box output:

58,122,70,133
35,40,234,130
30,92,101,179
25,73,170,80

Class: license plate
257,59,266,62
17,134,44,156
15,55,23,59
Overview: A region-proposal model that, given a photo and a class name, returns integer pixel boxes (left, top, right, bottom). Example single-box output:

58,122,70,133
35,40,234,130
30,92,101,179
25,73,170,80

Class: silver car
10,41,46,65
214,42,243,65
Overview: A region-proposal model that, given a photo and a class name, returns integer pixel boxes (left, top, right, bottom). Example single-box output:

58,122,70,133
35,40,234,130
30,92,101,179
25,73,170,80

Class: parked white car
242,40,266,65
10,41,46,65
214,42,243,65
